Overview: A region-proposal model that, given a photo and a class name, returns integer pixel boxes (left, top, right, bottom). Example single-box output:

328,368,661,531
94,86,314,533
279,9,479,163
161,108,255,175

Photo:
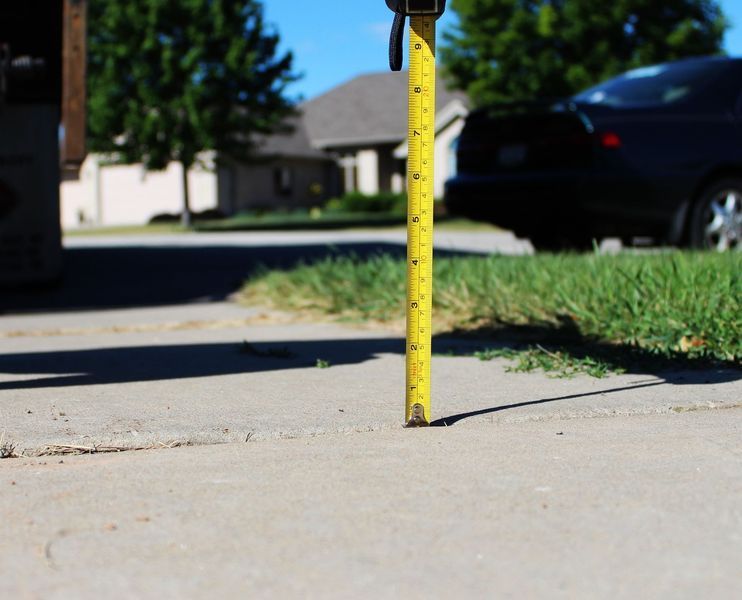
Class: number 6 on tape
385,1,447,427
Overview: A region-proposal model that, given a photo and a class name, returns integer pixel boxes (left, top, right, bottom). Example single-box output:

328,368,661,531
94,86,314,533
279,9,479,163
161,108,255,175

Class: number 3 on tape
385,1,447,427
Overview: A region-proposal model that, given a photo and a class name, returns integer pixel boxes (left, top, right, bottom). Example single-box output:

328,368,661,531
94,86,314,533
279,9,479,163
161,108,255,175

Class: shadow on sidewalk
0,338,404,390
0,337,738,393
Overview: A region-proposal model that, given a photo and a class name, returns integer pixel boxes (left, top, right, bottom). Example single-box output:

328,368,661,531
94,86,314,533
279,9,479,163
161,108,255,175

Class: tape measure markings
405,16,436,426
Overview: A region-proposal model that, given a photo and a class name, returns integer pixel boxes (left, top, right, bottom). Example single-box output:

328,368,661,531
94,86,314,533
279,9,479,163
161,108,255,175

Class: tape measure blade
406,16,435,427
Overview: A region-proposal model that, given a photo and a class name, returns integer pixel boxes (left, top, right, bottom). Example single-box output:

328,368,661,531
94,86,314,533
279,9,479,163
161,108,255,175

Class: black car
445,56,742,250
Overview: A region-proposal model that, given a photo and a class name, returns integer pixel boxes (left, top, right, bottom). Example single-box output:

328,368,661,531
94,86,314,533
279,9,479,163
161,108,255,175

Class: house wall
60,117,464,229
434,117,466,199
61,156,218,228
336,144,399,196
336,117,466,202
228,157,334,212
391,115,467,199
376,145,400,194
338,155,357,195
391,168,405,194
356,149,378,194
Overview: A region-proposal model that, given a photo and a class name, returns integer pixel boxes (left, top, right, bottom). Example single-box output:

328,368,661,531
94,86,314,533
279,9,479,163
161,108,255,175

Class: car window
573,61,730,108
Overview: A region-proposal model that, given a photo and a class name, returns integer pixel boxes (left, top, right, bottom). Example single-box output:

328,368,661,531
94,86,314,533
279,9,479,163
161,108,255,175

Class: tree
87,0,298,226
441,0,728,106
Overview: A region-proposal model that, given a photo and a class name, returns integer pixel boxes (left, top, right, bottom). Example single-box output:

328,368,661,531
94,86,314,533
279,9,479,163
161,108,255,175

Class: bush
148,208,226,224
325,192,406,214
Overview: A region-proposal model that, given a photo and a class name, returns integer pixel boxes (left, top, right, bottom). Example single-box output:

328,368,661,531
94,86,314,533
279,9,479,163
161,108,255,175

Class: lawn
64,223,186,236
238,250,741,376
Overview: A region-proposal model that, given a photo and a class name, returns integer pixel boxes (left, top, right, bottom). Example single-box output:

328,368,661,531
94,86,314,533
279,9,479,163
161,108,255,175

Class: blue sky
262,0,742,100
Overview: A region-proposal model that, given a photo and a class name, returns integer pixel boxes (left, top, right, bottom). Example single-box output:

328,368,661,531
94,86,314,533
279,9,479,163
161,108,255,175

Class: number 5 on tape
385,1,447,427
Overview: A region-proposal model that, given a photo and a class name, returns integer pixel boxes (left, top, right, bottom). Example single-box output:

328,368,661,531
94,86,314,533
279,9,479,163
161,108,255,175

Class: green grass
239,251,741,374
436,345,620,378
64,223,186,236
477,346,617,378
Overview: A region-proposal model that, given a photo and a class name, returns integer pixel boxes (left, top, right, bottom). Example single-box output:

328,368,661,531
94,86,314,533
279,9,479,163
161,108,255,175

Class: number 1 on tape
385,1,445,427
405,16,436,427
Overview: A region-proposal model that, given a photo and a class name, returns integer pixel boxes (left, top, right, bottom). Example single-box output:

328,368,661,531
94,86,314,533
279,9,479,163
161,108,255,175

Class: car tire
689,178,742,251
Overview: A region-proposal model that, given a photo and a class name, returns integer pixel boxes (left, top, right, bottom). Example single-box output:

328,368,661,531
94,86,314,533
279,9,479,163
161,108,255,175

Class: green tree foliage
442,0,728,106
87,0,297,225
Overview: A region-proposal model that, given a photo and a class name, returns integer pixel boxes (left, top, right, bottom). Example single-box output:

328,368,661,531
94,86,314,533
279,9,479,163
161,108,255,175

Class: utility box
0,1,86,286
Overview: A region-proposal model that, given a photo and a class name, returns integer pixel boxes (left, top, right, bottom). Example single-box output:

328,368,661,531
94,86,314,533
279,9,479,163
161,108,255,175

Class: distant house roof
255,71,470,159
254,115,329,160
302,71,469,149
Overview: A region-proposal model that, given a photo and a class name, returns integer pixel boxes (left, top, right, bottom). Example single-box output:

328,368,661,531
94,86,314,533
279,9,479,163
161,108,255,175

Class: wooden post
61,0,87,172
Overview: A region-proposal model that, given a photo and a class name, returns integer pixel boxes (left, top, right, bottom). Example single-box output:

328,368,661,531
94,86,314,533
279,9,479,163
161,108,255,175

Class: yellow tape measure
405,16,436,427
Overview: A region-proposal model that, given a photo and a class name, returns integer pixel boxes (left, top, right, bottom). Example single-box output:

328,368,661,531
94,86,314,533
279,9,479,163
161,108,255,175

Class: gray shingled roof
302,71,468,149
253,71,469,158
254,115,329,160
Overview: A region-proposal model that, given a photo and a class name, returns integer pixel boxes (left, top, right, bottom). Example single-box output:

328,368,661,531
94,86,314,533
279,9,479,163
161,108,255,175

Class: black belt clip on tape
385,1,447,72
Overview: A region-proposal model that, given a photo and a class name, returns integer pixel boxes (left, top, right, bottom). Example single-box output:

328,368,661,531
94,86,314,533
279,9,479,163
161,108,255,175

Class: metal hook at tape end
406,403,430,428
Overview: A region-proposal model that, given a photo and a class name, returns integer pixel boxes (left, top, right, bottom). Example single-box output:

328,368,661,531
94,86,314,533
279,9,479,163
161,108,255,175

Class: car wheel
689,179,742,251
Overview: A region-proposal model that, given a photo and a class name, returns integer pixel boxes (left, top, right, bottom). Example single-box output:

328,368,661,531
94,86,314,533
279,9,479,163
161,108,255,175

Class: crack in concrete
5,403,741,460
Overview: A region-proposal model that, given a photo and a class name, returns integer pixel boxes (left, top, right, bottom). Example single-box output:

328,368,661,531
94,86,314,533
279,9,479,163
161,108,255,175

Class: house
61,71,469,228
301,70,469,200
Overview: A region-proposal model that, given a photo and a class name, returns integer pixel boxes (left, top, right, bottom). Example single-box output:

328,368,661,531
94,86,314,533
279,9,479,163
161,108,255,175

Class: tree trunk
180,161,192,228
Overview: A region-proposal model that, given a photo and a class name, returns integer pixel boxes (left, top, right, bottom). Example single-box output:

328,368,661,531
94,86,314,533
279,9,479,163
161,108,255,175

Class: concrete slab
0,233,738,597
0,302,739,454
1,409,740,598
0,301,263,335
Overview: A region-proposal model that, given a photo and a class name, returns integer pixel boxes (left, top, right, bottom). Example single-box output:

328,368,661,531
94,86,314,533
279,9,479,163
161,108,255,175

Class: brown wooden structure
61,0,87,170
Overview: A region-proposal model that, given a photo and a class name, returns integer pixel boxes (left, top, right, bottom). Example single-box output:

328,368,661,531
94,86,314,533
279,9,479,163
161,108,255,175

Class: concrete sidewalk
2,409,741,598
1,301,739,455
0,233,739,597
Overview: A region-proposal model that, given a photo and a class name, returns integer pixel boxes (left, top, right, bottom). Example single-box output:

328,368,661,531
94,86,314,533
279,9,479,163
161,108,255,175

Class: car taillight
600,131,622,149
